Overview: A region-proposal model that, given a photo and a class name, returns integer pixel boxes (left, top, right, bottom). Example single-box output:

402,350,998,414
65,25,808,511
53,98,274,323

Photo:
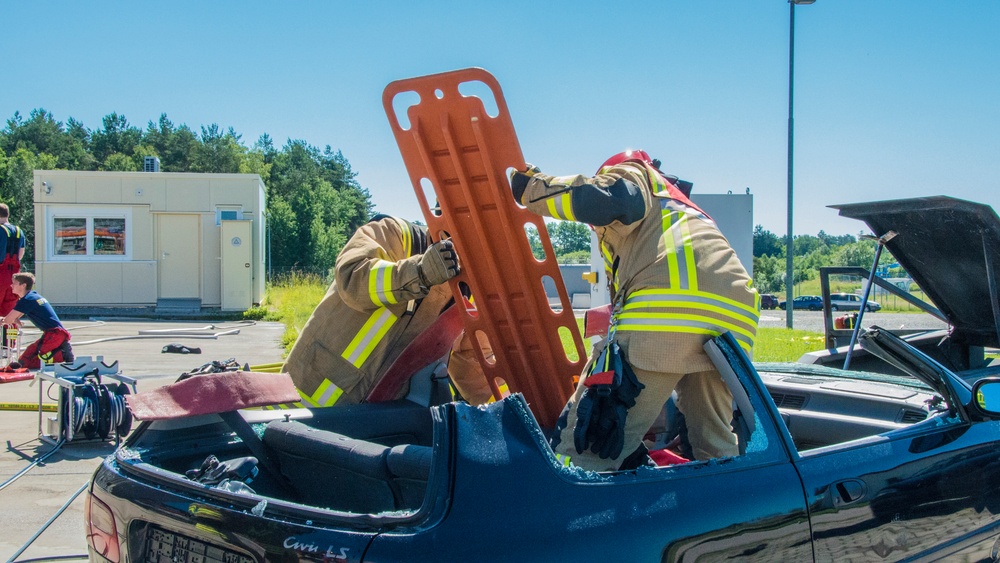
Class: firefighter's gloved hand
573,343,645,460
508,163,541,203
418,239,460,287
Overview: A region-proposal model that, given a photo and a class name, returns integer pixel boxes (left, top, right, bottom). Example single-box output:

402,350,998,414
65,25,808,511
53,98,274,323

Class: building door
221,220,252,310
157,214,201,299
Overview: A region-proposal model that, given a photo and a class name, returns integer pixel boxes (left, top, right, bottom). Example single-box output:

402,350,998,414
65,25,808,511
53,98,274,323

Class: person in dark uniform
0,203,25,317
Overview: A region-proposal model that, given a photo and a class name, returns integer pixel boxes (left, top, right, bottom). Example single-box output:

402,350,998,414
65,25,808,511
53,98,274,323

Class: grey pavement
0,319,286,562
758,309,950,334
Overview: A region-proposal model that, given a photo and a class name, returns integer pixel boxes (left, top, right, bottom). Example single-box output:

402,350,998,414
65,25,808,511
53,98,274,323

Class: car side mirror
971,378,1000,417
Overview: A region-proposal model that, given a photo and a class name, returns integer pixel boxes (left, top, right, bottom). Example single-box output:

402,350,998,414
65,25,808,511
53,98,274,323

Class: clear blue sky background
3,1,997,237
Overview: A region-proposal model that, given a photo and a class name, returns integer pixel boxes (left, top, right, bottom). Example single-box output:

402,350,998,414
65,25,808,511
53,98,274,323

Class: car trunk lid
831,196,1000,348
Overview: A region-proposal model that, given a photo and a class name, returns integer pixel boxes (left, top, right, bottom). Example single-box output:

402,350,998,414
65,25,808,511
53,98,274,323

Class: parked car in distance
779,295,823,311
830,292,881,312
760,294,779,310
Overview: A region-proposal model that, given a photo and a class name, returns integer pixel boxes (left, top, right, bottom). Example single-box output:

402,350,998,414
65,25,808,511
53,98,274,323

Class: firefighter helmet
598,149,659,174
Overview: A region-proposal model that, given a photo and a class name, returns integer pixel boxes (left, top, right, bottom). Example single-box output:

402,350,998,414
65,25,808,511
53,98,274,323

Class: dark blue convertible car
84,197,1000,562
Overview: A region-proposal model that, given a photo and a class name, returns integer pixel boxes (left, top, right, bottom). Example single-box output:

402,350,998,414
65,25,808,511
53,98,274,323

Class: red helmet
597,149,657,174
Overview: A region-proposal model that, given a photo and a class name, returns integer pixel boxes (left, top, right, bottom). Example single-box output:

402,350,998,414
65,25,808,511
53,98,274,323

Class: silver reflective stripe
369,261,397,307
616,314,755,350
343,308,398,367
625,292,759,326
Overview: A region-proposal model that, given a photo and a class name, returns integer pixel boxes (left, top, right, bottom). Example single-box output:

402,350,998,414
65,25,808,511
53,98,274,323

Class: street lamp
786,0,815,329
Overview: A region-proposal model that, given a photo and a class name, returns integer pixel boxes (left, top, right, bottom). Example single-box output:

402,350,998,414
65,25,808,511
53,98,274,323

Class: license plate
146,524,255,563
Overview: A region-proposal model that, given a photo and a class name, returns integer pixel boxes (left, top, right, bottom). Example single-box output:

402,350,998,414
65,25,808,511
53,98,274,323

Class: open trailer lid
830,196,1000,348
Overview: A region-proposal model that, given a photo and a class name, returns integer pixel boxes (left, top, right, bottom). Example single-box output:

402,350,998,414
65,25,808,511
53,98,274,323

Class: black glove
418,239,460,287
573,342,645,460
185,455,259,485
508,163,541,203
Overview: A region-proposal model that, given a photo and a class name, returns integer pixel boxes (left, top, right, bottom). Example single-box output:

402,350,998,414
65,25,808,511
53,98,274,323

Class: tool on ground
37,356,136,446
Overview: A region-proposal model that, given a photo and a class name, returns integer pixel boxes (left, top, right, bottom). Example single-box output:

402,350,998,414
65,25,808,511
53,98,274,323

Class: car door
793,330,1000,561
366,333,814,562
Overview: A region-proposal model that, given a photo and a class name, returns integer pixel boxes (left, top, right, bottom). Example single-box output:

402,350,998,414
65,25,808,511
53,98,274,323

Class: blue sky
3,1,998,237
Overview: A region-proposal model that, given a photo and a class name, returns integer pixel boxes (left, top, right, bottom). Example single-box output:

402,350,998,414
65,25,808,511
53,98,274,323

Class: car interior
126,335,950,517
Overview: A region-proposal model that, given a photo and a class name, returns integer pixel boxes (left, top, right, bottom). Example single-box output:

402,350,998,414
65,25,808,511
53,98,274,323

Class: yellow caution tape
0,402,57,412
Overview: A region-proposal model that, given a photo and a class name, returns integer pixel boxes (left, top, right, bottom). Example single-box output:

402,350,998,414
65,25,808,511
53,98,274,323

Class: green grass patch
754,327,826,362
266,279,823,364
264,272,328,354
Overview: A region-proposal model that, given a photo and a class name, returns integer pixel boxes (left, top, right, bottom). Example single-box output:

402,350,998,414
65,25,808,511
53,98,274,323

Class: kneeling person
0,273,74,369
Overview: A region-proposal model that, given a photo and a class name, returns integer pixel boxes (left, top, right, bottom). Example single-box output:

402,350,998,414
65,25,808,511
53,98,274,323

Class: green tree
266,140,372,275
1,109,95,170
753,225,784,257
104,152,138,171
266,197,299,275
547,220,590,256
1,148,56,268
752,254,785,294
524,224,545,261
143,114,198,171
91,113,141,166
191,125,244,173
832,238,877,268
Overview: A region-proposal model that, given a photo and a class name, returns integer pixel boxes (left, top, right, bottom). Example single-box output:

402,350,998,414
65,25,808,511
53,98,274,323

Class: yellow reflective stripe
627,288,760,320
680,218,697,291
648,165,668,194
397,218,412,256
545,192,576,221
554,453,572,467
260,401,306,410
297,379,343,407
368,261,398,306
616,312,756,351
559,193,576,221
342,308,398,368
660,204,699,291
601,242,613,271
662,209,681,288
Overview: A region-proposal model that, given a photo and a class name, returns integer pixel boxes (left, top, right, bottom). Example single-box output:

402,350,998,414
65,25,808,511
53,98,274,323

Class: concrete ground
0,318,286,562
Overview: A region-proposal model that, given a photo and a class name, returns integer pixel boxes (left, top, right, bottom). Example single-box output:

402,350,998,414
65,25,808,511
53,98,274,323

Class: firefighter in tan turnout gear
283,215,493,407
510,150,760,471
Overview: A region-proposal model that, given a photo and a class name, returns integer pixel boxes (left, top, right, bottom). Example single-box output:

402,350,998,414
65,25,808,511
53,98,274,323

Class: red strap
584,370,615,387
365,303,465,402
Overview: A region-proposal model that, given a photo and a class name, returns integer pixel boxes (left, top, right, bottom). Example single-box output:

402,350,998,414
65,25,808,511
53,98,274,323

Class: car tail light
85,492,121,563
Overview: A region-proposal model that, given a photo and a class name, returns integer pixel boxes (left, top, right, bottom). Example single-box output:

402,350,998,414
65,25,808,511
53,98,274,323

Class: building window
48,207,131,261
216,207,244,225
54,217,88,255
95,218,126,255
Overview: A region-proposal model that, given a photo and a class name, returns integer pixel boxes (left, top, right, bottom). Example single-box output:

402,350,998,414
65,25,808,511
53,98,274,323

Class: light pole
786,0,815,329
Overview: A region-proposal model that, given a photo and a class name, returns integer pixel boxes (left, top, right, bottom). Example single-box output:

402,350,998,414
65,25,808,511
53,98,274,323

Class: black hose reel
38,356,136,444
62,373,133,440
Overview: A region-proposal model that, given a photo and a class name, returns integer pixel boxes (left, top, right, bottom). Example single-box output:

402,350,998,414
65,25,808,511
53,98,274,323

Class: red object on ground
125,371,300,421
649,448,690,466
0,370,33,383
382,68,586,428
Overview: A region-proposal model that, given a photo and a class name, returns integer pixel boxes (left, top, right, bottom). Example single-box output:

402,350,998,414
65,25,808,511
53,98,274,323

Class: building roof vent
144,156,160,172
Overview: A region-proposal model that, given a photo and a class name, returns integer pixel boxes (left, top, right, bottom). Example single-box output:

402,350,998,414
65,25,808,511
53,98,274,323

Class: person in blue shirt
0,273,74,369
